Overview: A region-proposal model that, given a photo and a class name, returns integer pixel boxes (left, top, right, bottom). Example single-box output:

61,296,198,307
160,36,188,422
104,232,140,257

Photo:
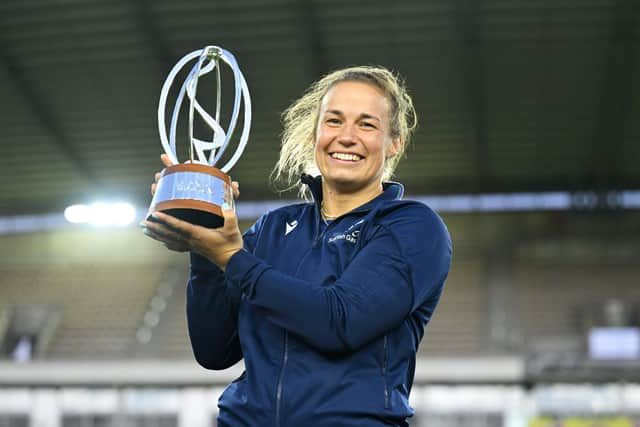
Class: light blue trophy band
150,171,226,209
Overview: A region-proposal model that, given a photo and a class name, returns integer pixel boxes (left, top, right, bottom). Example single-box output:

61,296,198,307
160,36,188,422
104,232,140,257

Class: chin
324,176,369,193
323,172,357,185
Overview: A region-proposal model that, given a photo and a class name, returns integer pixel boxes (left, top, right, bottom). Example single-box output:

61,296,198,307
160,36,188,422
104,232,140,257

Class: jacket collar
301,173,404,214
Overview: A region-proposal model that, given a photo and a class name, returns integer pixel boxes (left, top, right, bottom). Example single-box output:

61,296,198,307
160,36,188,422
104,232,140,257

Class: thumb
160,153,174,167
221,202,238,230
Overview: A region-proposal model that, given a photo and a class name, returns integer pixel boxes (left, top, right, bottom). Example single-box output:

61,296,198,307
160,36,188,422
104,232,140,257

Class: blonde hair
272,65,418,198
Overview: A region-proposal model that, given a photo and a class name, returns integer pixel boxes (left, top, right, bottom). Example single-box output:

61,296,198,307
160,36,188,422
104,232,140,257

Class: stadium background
1,0,639,426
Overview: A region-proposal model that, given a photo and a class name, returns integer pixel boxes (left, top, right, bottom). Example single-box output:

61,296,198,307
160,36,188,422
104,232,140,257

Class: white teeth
331,152,362,161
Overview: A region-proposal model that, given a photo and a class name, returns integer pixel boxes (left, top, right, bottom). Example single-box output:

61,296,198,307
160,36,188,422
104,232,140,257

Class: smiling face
314,80,400,197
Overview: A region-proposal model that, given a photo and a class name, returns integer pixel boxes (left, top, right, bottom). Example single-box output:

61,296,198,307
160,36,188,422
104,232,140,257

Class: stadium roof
1,0,639,215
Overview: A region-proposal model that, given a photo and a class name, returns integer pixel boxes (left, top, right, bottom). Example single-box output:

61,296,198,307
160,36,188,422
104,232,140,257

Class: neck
321,181,384,218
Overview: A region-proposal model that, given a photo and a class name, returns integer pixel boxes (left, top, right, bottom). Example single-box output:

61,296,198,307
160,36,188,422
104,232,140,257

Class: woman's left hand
140,205,244,271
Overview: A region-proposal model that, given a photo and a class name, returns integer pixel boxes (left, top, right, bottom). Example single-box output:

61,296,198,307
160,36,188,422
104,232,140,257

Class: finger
150,212,195,238
151,183,157,196
160,153,174,167
140,215,190,241
143,225,189,252
221,202,239,231
164,241,190,252
141,224,176,245
155,171,162,182
231,181,240,199
142,218,188,243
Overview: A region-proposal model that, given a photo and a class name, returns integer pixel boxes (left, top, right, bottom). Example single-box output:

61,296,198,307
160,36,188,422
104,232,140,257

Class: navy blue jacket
187,176,452,427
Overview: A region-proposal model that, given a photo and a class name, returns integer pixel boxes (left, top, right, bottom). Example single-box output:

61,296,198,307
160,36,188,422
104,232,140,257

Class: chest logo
285,220,298,236
328,229,360,244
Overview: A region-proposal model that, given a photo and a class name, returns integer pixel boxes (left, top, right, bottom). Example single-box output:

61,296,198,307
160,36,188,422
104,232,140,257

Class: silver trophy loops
147,45,251,228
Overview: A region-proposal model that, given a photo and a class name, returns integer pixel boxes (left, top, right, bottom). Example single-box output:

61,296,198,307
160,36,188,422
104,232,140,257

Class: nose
337,123,357,146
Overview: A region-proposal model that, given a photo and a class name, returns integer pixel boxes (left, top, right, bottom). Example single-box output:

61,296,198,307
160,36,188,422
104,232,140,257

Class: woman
141,66,452,427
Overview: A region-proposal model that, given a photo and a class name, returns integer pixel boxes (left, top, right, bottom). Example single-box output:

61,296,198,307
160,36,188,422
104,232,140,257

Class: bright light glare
111,202,137,225
64,202,137,226
89,202,112,225
64,204,89,224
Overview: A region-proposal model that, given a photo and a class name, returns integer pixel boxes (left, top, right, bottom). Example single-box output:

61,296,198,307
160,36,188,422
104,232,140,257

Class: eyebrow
324,109,381,122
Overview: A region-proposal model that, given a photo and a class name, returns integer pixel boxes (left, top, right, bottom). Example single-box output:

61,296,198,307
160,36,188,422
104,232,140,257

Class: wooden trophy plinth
147,163,232,229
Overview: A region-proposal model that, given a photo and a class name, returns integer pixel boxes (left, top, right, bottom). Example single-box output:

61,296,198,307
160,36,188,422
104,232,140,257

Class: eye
360,121,377,129
325,117,341,125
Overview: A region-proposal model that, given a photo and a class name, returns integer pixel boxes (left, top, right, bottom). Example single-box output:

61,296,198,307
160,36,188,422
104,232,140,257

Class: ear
386,137,403,158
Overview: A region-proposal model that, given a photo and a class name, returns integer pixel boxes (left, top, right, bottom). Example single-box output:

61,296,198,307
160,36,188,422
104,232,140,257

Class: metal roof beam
294,0,327,79
590,0,640,189
453,0,487,192
0,43,98,184
130,0,173,71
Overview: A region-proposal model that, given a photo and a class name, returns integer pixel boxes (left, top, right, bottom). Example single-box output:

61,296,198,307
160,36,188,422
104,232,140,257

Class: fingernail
139,222,147,229
222,202,231,210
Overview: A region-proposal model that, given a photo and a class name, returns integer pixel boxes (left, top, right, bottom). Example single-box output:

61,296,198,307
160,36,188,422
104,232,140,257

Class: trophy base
148,206,224,229
147,163,232,229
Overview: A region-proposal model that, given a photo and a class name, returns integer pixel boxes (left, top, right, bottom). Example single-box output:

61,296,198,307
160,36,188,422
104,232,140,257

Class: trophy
148,46,251,228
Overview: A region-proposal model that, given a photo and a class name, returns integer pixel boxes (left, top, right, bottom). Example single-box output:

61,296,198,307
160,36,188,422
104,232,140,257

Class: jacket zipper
275,206,344,423
275,331,288,427
314,207,346,246
313,225,329,246
275,238,314,427
382,334,389,408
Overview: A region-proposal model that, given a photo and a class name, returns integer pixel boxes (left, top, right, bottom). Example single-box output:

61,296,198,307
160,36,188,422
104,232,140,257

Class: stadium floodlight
89,202,112,225
63,204,90,224
64,202,137,226
109,202,137,226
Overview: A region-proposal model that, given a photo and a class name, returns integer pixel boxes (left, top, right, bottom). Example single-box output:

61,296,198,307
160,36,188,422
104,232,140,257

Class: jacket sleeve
224,208,452,354
186,215,266,369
